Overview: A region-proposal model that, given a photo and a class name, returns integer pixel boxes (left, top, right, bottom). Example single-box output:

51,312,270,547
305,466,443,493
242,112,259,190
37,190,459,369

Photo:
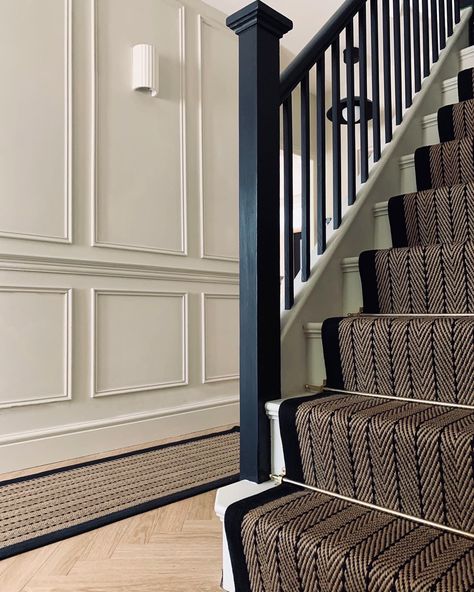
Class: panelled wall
0,0,239,473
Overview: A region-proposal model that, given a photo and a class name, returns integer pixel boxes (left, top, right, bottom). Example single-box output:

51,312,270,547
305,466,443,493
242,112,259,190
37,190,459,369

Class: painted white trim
91,289,189,397
0,0,73,245
399,153,415,169
421,112,438,129
0,252,239,284
341,257,359,273
0,394,239,473
201,293,240,383
442,76,458,95
0,286,72,409
373,201,389,218
303,322,322,339
0,395,238,446
460,43,474,69
215,480,278,592
197,14,239,263
91,1,188,256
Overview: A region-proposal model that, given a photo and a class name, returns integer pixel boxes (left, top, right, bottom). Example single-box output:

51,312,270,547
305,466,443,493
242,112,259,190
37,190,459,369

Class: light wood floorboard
0,427,233,592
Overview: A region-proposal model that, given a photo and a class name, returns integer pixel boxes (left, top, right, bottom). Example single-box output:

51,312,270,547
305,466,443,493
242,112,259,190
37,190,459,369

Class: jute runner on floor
0,426,240,560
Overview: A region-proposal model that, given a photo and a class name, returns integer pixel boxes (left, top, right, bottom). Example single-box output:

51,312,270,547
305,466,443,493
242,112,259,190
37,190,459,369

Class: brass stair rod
270,473,474,540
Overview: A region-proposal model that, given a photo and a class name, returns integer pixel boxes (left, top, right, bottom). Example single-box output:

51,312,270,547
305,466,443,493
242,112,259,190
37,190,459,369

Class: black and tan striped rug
0,426,239,560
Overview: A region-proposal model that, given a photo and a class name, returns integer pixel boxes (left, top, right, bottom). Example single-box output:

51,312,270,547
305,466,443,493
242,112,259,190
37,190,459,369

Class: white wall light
132,44,158,97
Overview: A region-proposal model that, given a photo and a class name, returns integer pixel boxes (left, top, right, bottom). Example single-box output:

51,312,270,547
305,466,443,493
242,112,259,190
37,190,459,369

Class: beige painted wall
0,0,240,472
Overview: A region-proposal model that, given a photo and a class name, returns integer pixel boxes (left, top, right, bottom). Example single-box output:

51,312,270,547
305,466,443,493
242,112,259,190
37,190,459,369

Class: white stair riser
399,154,417,194
373,202,391,249
342,259,363,315
460,44,474,72
422,113,439,146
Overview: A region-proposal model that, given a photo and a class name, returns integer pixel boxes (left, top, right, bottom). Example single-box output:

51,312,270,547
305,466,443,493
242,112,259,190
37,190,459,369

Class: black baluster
413,0,422,91
439,0,446,49
394,0,403,124
300,74,310,281
371,0,381,161
283,96,294,310
346,21,356,204
422,0,430,77
454,0,460,23
359,5,369,182
382,0,393,142
431,0,439,62
331,39,342,228
404,0,412,107
316,57,326,253
447,0,453,35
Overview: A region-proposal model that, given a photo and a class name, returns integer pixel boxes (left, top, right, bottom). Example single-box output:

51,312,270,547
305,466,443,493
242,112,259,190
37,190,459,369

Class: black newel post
227,2,292,483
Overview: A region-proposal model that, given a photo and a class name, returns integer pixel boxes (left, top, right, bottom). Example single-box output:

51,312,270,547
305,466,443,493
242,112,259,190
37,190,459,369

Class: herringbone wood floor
0,427,232,592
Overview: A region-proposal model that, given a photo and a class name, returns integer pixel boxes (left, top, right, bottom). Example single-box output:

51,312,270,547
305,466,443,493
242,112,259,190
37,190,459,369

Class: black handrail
280,0,365,102
229,0,464,482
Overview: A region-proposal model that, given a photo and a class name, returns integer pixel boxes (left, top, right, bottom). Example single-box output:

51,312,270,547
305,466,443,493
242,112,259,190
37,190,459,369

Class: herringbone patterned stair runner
225,485,474,592
323,316,474,405
438,98,474,141
416,137,474,190
279,391,474,531
388,183,474,247
226,65,474,591
359,242,474,313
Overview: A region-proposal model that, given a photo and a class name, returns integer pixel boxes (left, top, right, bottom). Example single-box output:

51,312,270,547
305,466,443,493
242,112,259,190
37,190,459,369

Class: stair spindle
359,5,369,182
382,0,393,142
431,0,439,62
370,0,381,161
447,0,454,35
413,0,422,91
422,0,430,77
394,0,403,124
454,0,460,23
439,0,447,48
283,96,294,309
404,0,413,107
300,74,311,282
331,39,342,228
346,20,356,205
316,57,327,253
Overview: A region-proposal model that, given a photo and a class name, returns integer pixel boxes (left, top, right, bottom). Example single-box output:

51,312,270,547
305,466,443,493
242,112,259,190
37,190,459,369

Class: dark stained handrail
280,0,365,102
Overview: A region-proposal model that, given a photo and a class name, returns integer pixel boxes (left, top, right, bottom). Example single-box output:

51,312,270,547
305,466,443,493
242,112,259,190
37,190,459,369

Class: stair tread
388,182,474,247
279,390,474,532
226,484,474,592
360,241,474,314
322,316,474,407
415,136,474,190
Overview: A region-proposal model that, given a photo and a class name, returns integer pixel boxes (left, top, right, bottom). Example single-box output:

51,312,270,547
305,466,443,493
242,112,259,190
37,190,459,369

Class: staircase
217,1,474,590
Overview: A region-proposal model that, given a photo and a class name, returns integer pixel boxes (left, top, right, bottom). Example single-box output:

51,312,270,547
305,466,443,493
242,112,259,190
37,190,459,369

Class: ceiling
204,0,346,55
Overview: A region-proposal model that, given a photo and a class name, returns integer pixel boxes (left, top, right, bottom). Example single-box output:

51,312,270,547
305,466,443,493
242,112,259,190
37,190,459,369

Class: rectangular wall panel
199,16,238,262
0,287,72,408
93,0,186,255
201,293,239,383
92,290,188,397
0,0,71,242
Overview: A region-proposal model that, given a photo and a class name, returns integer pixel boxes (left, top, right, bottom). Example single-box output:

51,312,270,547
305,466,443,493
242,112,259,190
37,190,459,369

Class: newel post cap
226,1,293,37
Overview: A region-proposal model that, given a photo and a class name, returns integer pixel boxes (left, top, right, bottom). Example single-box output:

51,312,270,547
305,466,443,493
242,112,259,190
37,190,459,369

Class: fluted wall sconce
132,44,158,97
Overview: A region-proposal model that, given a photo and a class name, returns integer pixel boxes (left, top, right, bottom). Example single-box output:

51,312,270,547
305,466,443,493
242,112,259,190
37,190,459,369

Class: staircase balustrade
227,0,462,482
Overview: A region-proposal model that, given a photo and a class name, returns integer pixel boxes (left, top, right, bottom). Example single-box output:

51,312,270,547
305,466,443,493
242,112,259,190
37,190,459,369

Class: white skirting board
0,396,239,473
